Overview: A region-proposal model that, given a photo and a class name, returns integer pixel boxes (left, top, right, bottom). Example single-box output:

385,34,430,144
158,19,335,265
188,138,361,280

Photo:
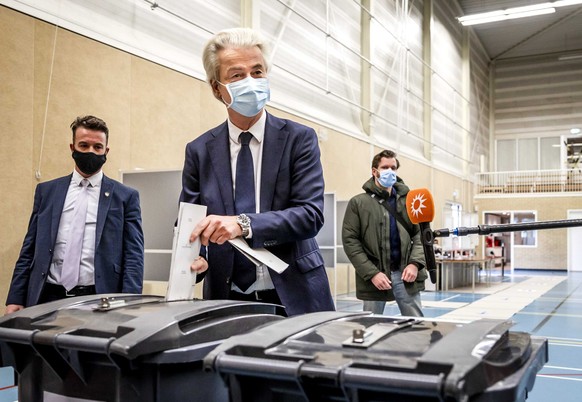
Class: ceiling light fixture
458,0,582,26
459,8,555,25
558,53,582,61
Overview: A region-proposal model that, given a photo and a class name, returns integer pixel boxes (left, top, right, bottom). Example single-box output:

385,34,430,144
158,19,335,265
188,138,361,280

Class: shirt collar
227,111,266,144
72,170,103,187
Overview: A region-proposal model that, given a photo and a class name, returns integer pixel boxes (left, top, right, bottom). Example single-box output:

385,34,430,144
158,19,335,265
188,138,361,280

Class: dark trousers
38,283,96,304
229,289,287,316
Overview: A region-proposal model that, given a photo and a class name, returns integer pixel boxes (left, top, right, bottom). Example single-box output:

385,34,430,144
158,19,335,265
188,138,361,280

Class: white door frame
567,209,582,272
482,210,513,274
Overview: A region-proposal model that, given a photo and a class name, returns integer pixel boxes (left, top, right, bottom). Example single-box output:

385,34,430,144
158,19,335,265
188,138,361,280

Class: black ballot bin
204,311,548,402
0,294,285,402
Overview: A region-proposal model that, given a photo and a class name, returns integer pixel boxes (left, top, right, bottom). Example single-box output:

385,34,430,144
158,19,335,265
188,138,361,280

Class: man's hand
4,304,24,315
189,215,242,246
371,272,392,290
401,263,419,282
190,256,209,274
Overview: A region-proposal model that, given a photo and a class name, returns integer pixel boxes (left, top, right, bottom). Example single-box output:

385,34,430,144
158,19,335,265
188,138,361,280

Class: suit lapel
96,175,114,247
51,175,73,245
260,114,287,211
207,122,235,215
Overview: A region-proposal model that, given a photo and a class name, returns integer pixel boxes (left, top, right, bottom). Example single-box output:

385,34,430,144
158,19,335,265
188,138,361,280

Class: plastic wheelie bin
204,311,548,402
0,294,285,402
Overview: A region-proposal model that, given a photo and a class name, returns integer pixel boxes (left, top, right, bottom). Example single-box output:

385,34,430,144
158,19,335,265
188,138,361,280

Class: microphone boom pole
434,219,582,238
405,188,582,286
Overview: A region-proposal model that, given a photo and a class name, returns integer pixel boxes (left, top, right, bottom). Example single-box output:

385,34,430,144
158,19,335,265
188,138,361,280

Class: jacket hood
362,176,410,199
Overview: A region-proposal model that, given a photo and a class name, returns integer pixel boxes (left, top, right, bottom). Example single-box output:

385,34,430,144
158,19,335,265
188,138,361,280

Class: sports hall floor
336,268,582,402
0,268,581,401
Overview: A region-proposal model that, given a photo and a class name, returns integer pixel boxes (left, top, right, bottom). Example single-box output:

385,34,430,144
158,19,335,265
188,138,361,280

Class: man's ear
210,80,222,100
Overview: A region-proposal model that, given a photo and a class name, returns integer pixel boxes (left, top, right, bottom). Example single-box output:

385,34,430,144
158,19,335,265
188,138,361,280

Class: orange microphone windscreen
406,188,435,224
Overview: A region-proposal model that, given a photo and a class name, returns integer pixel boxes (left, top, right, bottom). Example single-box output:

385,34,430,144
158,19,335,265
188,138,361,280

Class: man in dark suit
5,115,144,314
180,28,334,316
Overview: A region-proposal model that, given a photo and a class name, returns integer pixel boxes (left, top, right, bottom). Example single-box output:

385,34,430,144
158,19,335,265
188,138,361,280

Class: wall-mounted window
496,137,560,172
497,139,516,171
513,211,537,246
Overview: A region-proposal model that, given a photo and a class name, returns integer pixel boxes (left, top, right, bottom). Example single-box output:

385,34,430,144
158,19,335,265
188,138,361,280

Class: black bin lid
0,294,285,362
204,311,548,402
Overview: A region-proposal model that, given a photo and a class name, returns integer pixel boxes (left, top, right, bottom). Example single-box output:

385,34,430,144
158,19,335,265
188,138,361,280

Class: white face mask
219,76,270,117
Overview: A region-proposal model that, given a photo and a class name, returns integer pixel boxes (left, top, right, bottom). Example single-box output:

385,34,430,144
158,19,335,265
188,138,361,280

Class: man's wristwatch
236,214,251,238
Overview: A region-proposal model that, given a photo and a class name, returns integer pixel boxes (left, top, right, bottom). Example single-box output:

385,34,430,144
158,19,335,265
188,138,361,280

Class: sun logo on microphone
410,193,427,218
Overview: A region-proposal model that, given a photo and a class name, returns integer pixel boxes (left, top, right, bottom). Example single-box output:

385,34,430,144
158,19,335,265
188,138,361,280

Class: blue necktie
232,132,256,291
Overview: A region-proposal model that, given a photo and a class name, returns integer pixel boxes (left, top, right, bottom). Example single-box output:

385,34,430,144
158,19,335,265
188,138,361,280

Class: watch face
237,214,251,230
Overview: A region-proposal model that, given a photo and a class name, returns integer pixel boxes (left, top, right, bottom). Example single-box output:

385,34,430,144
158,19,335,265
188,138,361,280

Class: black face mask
72,150,107,175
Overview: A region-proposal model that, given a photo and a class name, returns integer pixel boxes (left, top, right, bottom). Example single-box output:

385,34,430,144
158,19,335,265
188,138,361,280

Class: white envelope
166,202,207,301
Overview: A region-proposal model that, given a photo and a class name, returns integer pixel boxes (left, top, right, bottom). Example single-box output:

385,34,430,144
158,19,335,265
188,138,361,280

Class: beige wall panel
433,170,466,226
198,84,230,133
320,134,371,201
475,196,580,270
258,108,374,202
32,24,133,182
0,6,35,306
128,58,227,172
32,21,64,181
397,156,429,190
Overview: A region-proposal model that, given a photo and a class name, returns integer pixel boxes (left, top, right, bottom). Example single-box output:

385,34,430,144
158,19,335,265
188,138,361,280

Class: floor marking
437,276,566,321
537,374,582,381
531,279,582,333
544,365,582,372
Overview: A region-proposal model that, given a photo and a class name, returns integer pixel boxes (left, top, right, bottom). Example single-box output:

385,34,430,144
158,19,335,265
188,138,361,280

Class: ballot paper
228,237,289,274
166,202,207,301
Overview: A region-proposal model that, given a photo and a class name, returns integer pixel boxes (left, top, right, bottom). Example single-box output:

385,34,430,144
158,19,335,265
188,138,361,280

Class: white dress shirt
227,112,275,293
49,170,102,286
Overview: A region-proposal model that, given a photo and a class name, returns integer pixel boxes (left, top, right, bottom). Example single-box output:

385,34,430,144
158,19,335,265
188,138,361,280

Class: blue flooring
0,367,16,402
336,270,582,401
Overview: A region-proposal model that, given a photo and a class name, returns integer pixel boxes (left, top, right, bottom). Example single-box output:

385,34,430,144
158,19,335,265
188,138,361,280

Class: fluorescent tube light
459,7,555,26
458,0,582,26
553,0,582,6
558,54,582,61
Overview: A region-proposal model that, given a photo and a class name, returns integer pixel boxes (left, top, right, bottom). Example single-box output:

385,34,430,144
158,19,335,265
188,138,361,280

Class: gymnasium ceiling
456,0,582,61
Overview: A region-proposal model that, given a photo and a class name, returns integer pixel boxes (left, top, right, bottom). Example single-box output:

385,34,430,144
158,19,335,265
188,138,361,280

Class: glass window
513,212,537,246
441,202,462,252
540,137,560,170
496,139,516,171
518,138,538,171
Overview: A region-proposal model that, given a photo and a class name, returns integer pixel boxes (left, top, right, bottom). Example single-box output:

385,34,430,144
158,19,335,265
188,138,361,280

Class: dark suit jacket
180,112,335,316
6,174,144,307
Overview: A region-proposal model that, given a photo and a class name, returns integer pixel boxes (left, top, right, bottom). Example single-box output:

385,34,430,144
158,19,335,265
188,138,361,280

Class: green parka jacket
342,176,427,301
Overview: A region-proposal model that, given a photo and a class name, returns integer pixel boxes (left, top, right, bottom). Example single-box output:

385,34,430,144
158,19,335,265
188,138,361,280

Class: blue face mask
377,169,397,188
220,76,270,117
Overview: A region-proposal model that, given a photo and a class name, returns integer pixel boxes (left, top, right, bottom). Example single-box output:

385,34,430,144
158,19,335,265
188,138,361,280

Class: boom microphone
434,219,582,238
406,188,437,284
